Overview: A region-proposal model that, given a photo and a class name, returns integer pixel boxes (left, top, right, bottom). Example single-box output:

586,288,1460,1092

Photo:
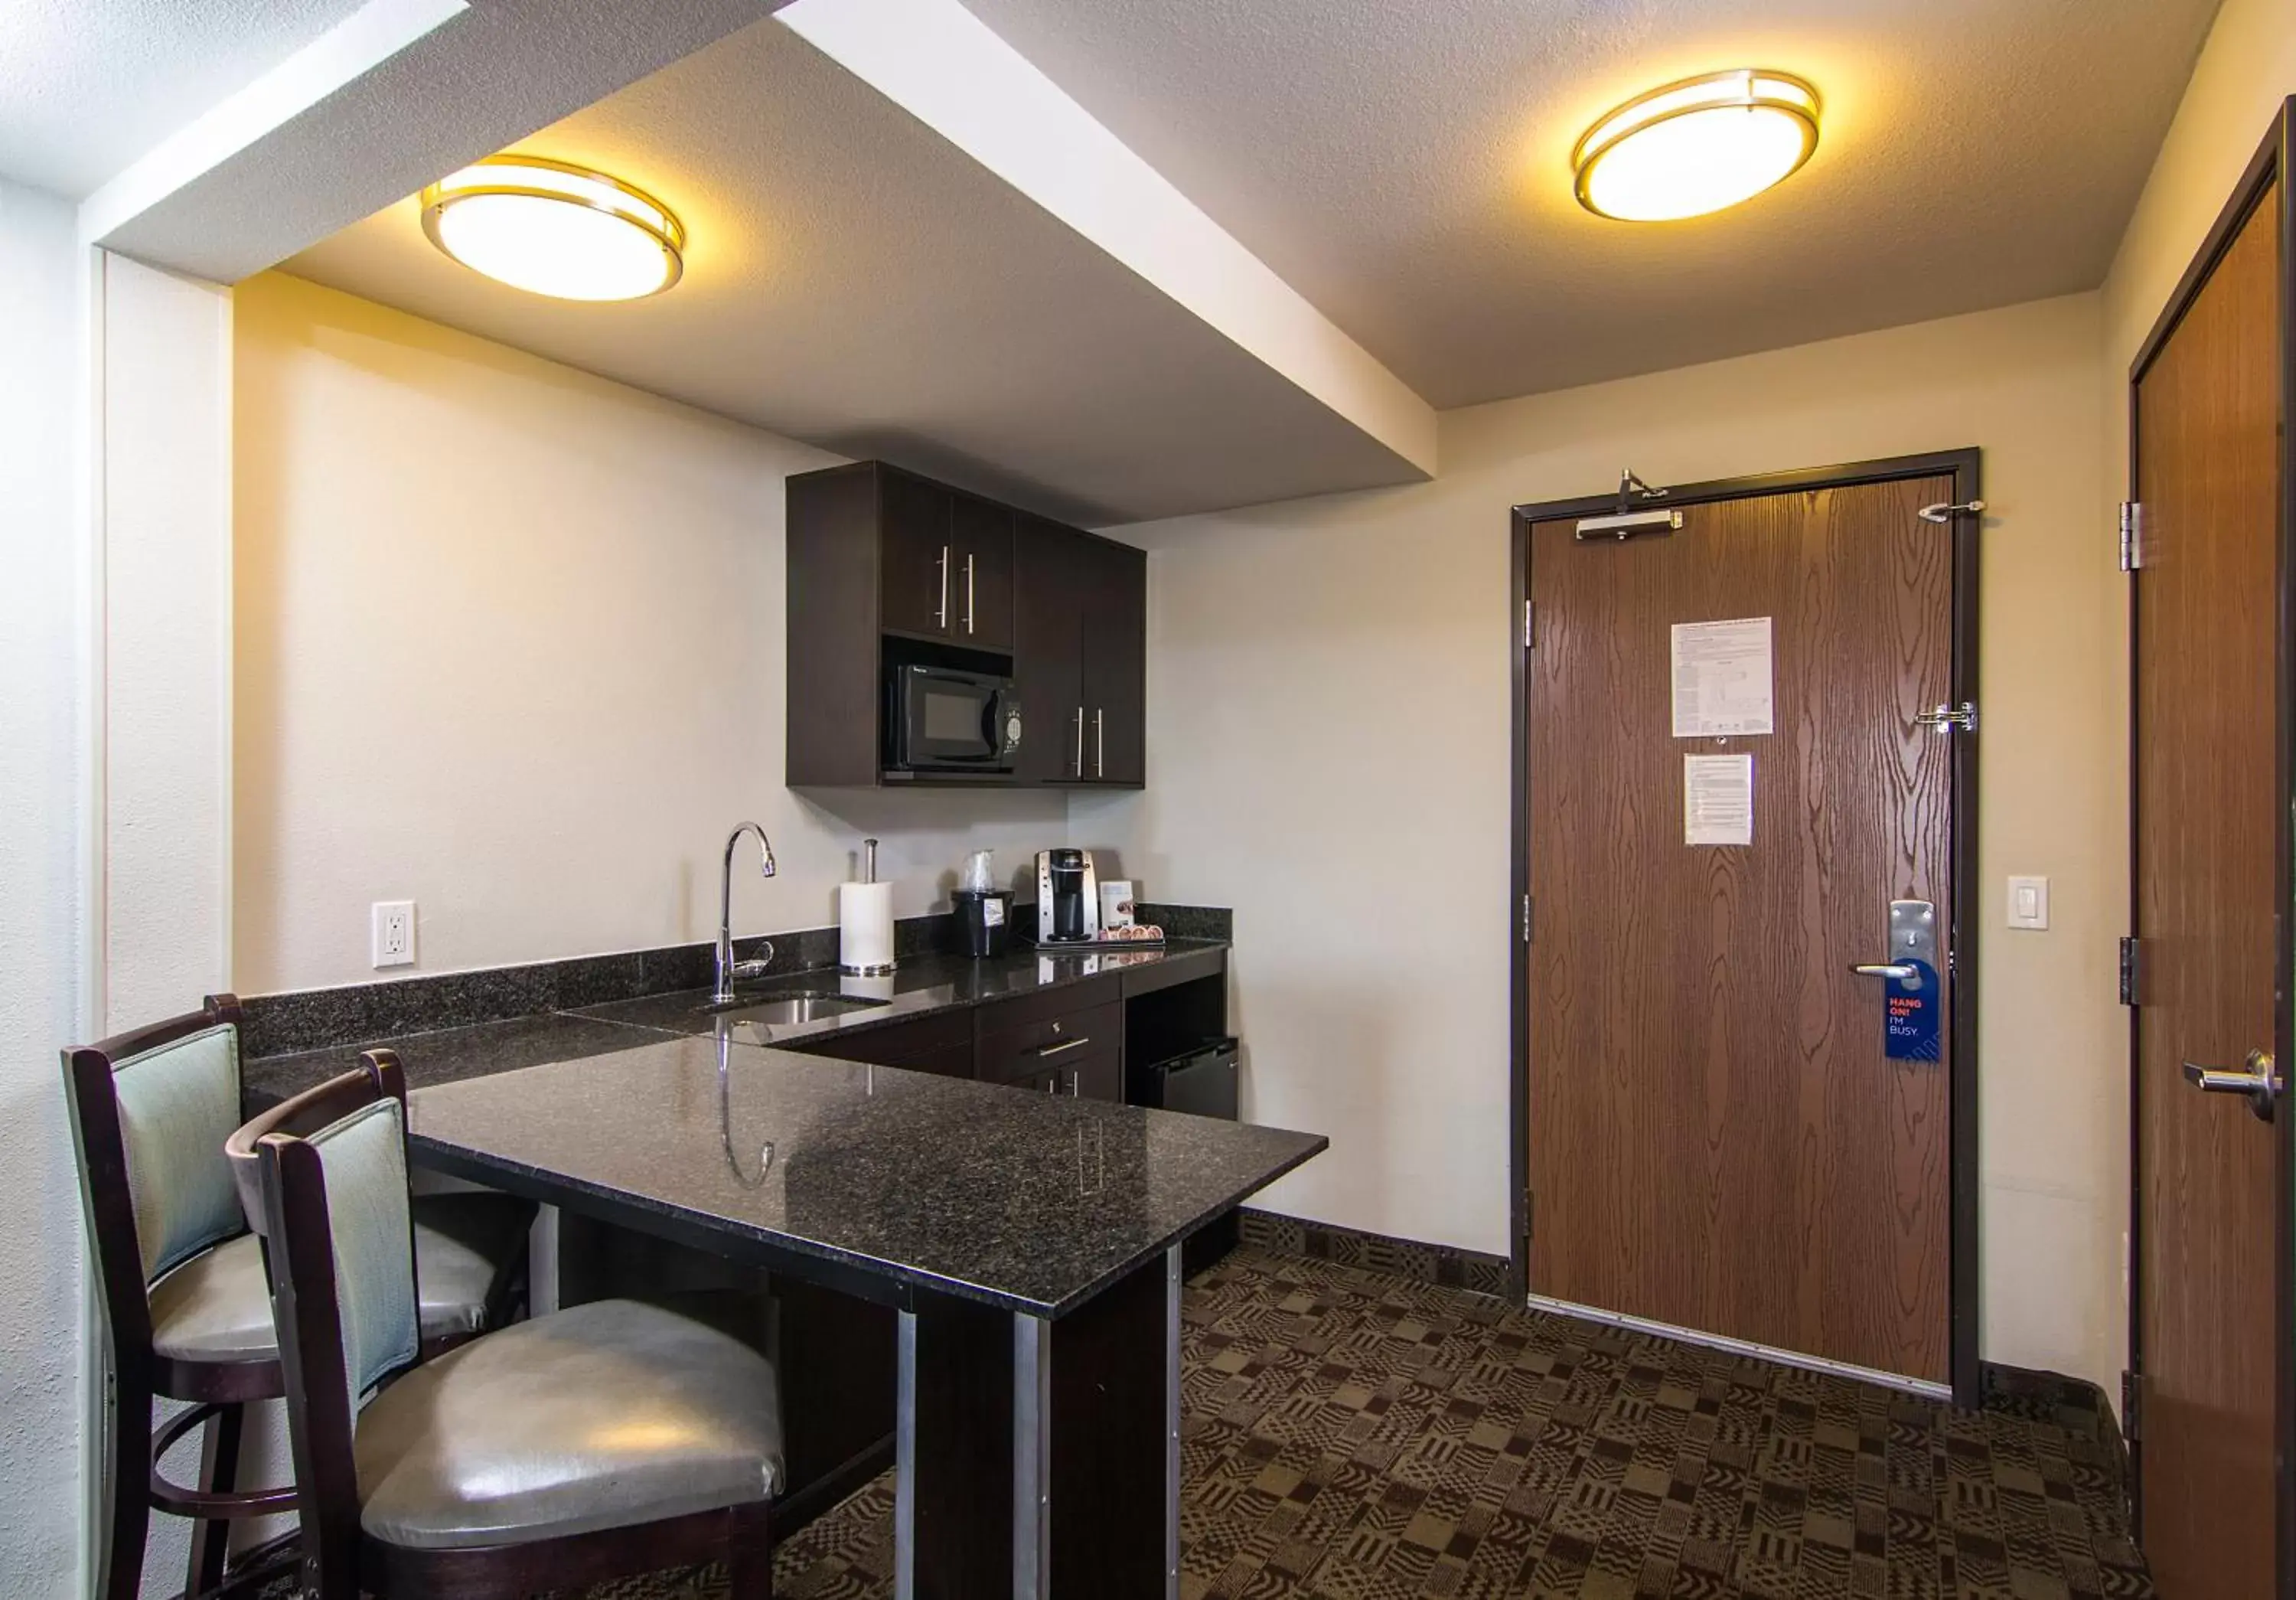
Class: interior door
1526,472,1959,1384
2130,177,2285,1600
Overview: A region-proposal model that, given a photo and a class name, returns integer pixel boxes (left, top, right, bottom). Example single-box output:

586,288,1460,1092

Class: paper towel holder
840,837,898,977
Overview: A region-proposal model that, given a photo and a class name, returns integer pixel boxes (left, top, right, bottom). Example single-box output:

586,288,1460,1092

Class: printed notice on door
1684,753,1753,846
1671,617,1774,736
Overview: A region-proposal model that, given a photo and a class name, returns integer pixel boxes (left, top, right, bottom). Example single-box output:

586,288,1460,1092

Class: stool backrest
249,1050,422,1561
61,994,246,1358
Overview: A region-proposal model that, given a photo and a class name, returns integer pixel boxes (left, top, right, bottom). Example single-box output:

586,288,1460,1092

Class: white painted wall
1076,293,2122,1393
233,272,1068,995
0,177,90,1596
103,254,235,1030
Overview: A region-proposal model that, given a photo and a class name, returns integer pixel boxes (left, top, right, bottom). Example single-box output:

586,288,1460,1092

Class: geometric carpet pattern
475,1246,2161,1598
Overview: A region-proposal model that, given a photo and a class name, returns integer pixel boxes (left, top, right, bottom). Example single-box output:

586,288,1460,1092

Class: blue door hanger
1853,900,1942,1063
1883,959,1941,1062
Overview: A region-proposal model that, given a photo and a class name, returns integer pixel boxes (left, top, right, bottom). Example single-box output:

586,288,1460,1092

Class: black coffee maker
1034,848,1101,943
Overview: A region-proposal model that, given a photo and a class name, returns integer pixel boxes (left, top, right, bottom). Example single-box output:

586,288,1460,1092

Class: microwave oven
885,662,1022,775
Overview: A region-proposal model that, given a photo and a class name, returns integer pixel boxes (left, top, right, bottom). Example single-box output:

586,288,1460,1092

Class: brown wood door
1526,473,1957,1383
2131,178,2285,1600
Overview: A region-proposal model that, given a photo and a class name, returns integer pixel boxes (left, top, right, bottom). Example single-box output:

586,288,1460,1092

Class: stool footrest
149,1401,297,1519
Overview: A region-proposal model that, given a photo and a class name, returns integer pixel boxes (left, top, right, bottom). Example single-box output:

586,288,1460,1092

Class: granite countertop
243,939,1228,1109
572,942,1222,1047
409,1032,1322,1316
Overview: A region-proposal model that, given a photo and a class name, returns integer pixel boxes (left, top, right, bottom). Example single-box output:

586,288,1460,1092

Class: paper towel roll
840,880,895,974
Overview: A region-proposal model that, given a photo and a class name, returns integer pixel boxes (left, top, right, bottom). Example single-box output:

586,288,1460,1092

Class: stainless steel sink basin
696,989,887,1025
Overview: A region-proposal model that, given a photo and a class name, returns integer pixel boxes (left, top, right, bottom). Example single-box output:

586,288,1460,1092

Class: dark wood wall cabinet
786,461,1145,789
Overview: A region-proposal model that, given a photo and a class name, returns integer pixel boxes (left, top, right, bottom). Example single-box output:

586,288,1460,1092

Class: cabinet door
879,468,954,639
951,495,1015,653
1080,537,1146,785
1061,1050,1124,1104
1013,513,1085,783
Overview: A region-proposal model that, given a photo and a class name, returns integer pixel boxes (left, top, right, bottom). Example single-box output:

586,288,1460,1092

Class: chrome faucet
713,821,778,1004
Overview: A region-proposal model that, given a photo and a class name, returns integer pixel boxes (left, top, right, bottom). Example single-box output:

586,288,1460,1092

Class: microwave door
918,676,992,764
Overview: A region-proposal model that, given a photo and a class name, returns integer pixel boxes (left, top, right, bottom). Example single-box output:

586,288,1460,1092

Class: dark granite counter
573,941,1225,1048
409,1032,1322,1317
243,939,1228,1109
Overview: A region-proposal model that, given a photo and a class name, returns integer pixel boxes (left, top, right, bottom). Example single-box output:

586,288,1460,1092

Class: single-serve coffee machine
1035,848,1101,944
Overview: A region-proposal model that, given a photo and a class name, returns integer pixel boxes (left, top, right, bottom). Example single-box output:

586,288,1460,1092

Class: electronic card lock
1850,900,1941,1063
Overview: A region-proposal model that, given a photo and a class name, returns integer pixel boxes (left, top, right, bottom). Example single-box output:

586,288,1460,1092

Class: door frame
1506,447,1985,1407
2123,98,2296,1583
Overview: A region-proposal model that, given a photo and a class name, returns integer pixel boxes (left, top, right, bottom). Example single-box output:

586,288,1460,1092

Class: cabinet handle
1043,1075,1059,1094
1072,707,1084,777
1094,709,1104,778
964,553,975,634
1037,1035,1091,1057
936,545,950,629
1067,1069,1080,1097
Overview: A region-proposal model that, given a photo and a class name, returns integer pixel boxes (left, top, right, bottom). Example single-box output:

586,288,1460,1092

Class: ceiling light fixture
1573,69,1819,222
419,155,685,301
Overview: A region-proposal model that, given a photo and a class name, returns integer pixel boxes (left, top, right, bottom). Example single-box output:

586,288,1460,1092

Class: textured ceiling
280,17,1425,524
0,0,368,198
962,0,2223,408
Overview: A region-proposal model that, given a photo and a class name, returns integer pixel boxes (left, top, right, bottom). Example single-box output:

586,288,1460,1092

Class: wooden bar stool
245,1050,780,1598
62,997,536,1600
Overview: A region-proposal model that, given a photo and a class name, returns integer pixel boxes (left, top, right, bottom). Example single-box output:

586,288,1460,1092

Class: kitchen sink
696,989,888,1025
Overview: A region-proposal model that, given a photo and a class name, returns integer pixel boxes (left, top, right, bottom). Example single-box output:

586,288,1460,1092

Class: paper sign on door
1671,618,1774,736
1684,753,1753,846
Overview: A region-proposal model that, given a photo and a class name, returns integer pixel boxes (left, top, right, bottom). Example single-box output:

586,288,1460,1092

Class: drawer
977,1000,1122,1083
973,974,1122,1035
892,1040,976,1080
796,1008,973,1067
1007,1043,1120,1103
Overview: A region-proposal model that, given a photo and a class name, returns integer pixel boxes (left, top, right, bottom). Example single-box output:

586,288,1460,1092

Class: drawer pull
1037,1036,1091,1058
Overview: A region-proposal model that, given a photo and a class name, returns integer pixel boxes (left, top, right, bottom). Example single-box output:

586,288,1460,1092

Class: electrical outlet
372,900,416,968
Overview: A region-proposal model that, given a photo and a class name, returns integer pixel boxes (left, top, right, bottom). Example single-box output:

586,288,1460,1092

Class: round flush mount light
1573,69,1819,222
419,155,685,301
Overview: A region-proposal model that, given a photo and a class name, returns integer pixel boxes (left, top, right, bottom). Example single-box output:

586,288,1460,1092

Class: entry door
2131,177,2285,1599
1526,472,1959,1384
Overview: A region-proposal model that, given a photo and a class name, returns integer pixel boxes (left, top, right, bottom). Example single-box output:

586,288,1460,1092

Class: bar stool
243,1050,780,1598
61,996,536,1600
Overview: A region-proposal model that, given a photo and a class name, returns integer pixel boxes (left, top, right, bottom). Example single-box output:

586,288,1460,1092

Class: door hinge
1523,1189,1534,1242
1523,599,1534,650
1915,702,1978,733
2118,936,2142,1007
2118,501,2144,572
1521,893,1533,944
2122,1370,2142,1442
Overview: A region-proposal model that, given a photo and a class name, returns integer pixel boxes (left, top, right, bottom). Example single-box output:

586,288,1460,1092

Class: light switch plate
2006,876,2049,931
372,900,416,967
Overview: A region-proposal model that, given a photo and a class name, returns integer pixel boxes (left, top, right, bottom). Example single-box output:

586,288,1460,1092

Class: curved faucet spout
714,822,778,1004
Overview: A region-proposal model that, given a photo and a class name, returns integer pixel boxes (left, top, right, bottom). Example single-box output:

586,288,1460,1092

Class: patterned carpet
395,1246,2161,1598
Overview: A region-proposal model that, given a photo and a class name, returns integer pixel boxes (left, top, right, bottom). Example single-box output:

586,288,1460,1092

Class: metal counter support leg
1014,1314,1052,1600
1166,1242,1184,1600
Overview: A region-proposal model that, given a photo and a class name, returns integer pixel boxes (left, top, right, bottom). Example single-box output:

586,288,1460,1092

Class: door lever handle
1851,962,1919,984
2182,1050,2281,1120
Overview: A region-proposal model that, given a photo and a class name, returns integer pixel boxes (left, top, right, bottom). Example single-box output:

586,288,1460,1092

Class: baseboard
1234,1208,1512,1297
